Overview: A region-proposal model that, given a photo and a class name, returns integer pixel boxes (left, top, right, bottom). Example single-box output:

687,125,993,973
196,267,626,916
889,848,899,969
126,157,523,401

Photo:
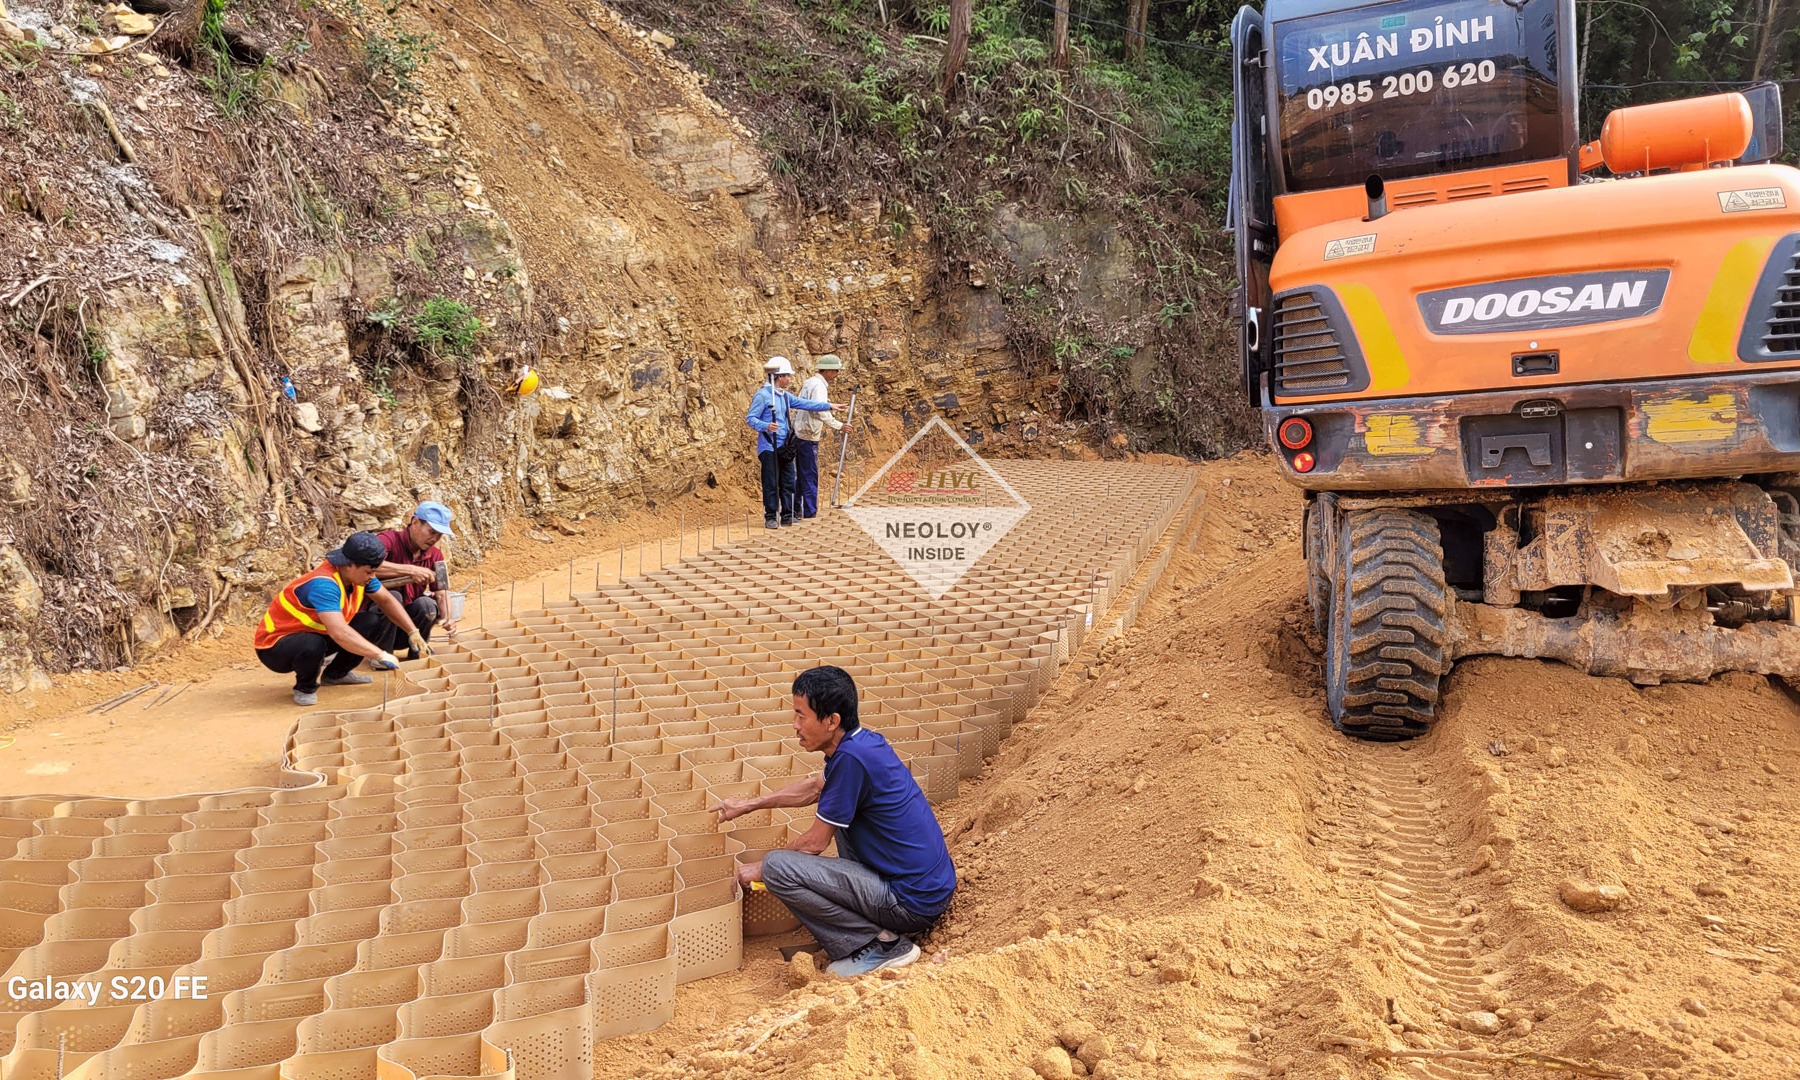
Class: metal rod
509,580,515,617
611,672,618,743
618,547,624,582
88,682,154,713
96,683,158,715
568,558,574,598
382,670,389,714
679,514,684,558
638,539,644,577
477,574,484,628
596,559,602,592
831,390,859,507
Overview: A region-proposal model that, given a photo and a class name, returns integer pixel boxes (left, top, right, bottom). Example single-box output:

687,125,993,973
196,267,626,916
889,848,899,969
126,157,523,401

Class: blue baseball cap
413,501,454,537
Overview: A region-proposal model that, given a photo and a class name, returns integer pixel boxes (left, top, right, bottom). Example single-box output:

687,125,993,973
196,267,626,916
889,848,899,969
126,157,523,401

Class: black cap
325,531,387,568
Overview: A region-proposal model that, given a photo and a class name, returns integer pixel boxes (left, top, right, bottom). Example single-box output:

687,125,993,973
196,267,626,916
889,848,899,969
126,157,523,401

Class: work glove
371,651,400,671
407,631,432,657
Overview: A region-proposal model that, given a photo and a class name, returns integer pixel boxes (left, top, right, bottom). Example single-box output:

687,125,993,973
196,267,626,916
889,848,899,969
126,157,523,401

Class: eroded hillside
0,0,1115,692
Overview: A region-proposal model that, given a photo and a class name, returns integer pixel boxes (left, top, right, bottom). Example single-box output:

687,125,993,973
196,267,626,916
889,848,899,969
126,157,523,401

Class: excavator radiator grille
1761,246,1800,356
1273,290,1355,394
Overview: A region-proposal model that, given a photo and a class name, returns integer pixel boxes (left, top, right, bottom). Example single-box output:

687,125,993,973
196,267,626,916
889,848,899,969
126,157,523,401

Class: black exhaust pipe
1364,175,1387,221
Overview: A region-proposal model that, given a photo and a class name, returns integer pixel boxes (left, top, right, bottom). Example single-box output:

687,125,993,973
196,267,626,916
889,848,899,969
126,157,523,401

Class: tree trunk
1051,0,1069,69
1753,0,1793,80
941,0,971,96
1126,0,1148,60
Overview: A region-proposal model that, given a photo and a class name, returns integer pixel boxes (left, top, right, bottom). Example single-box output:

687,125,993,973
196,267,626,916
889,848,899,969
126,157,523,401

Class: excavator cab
1231,0,1578,395
1229,0,1800,741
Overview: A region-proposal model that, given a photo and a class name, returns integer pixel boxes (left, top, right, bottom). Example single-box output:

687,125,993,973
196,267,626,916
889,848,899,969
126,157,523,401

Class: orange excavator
1229,0,1800,739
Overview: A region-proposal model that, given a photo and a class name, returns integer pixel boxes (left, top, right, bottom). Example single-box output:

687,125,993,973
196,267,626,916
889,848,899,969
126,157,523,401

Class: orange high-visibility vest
254,562,364,650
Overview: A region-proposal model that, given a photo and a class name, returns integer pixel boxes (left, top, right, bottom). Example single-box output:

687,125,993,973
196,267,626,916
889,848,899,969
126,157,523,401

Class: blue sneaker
825,936,919,978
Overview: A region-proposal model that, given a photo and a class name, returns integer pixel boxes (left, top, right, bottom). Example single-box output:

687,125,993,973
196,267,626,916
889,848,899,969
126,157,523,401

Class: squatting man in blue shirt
711,665,958,977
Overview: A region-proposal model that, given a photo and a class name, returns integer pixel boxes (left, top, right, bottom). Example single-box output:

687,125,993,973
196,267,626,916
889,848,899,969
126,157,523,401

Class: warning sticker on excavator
1324,234,1377,260
1717,188,1786,214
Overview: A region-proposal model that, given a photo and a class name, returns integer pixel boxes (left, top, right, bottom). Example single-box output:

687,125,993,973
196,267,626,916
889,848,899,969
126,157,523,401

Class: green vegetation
615,0,1798,452
365,297,404,331
615,0,1250,452
2,40,45,71
197,0,275,117
82,330,109,368
413,297,482,358
355,296,482,407
340,0,436,101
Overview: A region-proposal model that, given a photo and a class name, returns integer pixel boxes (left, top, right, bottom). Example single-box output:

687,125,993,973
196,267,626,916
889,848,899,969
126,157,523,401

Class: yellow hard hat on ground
509,366,540,396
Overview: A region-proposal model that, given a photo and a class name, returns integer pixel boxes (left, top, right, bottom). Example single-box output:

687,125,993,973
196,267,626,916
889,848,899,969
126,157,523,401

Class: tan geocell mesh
0,462,1199,1080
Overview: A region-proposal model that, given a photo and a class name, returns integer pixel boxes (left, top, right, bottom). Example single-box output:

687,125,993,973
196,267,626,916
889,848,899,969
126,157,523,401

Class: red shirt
376,527,443,605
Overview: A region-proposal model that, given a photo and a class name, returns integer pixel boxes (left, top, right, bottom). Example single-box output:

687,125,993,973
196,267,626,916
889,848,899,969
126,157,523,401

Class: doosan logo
1419,271,1671,336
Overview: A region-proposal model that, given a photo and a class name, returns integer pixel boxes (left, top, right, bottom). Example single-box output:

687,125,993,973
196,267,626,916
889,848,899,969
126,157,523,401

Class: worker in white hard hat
746,356,843,529
792,354,846,519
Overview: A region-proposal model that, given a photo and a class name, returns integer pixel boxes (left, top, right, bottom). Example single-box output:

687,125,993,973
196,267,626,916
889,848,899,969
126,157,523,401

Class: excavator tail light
1279,417,1314,450
1292,451,1316,474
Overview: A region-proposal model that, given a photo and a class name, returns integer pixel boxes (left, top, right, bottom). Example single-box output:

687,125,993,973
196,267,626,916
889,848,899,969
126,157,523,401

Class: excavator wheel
1303,501,1327,640
1324,508,1451,741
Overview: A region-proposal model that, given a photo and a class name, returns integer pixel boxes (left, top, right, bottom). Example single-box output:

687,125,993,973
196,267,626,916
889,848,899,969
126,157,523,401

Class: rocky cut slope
0,0,1077,694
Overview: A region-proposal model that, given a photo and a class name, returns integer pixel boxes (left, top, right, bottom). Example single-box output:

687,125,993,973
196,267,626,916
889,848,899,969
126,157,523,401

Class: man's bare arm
710,773,824,822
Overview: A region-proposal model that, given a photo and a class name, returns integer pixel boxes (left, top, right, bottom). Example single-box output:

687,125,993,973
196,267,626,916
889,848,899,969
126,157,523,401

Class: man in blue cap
254,532,425,706
374,501,457,657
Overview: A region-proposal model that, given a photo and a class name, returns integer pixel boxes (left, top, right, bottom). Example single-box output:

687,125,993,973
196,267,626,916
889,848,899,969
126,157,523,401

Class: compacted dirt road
8,457,1800,1079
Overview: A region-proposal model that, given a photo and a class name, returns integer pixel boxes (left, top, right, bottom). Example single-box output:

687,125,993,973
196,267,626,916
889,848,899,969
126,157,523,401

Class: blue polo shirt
816,727,956,917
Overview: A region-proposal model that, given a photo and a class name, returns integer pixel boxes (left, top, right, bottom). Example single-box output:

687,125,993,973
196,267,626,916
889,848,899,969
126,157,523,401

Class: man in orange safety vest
253,532,431,706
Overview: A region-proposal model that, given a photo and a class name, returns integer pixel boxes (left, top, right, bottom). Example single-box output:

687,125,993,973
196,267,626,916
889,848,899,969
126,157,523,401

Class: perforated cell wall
0,461,1198,1080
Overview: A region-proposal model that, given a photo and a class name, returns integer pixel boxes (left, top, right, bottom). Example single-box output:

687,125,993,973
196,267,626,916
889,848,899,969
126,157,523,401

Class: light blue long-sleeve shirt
746,383,831,454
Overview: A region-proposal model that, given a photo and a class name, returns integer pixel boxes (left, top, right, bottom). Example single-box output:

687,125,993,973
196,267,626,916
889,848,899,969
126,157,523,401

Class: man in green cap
792,354,846,519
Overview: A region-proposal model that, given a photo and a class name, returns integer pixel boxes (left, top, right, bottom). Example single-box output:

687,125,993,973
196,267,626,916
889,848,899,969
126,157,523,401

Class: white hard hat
764,356,794,377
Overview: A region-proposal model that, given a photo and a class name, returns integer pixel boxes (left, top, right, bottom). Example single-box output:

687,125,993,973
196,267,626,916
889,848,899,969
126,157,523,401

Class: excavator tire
1324,508,1451,741
1304,501,1327,640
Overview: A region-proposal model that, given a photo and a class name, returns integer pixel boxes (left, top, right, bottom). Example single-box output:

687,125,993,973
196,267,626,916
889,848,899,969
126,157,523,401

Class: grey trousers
760,835,939,961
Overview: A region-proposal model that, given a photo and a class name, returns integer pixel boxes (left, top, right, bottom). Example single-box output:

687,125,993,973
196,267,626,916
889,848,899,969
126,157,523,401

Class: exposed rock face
0,0,1083,690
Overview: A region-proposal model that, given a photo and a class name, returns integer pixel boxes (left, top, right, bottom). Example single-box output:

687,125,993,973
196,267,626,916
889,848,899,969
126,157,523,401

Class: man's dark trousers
795,440,820,518
254,606,395,693
381,595,439,650
778,452,799,523
759,449,783,523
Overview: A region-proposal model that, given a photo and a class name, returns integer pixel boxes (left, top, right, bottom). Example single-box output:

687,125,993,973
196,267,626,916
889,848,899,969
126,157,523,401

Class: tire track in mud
1331,744,1509,1078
